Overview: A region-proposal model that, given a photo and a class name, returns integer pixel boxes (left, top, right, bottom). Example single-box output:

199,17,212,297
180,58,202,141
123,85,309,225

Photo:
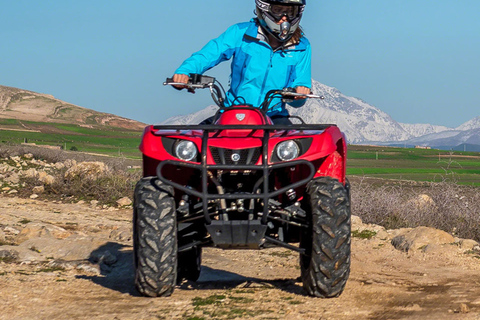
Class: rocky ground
1,194,480,320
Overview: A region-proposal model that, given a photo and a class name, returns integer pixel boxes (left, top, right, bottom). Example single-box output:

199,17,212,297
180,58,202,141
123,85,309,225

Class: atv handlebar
164,74,324,110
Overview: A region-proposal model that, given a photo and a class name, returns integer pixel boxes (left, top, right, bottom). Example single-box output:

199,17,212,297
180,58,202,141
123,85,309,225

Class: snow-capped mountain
290,81,412,143
161,79,480,150
398,123,453,138
456,116,480,131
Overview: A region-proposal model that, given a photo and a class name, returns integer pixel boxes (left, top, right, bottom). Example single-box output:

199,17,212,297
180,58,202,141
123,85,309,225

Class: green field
347,145,480,186
2,121,480,185
0,120,143,158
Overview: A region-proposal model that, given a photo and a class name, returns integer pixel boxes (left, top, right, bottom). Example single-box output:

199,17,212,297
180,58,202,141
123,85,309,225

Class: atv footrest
206,220,267,249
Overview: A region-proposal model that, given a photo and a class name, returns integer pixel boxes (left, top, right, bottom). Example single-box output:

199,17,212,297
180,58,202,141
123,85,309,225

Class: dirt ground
1,195,480,320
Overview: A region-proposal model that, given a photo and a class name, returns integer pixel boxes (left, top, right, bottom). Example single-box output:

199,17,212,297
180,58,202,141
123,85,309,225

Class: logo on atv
231,153,241,162
236,113,246,121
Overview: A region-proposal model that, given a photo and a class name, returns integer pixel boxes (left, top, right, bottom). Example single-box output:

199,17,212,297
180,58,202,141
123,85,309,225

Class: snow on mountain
408,128,480,149
288,81,412,143
456,116,480,131
161,79,480,149
160,105,217,125
399,123,453,137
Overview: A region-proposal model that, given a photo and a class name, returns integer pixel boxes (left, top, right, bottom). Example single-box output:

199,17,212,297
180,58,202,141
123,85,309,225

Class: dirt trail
1,195,480,320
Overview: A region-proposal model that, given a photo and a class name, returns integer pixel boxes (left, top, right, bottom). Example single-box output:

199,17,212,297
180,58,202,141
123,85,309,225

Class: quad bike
133,74,351,298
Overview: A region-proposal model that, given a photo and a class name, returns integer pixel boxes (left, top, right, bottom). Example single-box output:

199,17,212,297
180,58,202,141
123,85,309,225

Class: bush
351,178,480,242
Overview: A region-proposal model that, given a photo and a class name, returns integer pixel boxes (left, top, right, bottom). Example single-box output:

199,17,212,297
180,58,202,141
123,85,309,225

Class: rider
172,0,311,124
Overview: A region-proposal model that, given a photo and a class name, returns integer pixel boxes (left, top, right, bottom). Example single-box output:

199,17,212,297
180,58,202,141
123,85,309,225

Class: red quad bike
133,74,351,298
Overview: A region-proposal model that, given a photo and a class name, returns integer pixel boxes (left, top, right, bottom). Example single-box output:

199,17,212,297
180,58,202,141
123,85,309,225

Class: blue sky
1,1,479,128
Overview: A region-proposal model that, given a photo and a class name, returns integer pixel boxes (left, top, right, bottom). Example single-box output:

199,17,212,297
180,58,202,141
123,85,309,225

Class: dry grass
351,177,480,242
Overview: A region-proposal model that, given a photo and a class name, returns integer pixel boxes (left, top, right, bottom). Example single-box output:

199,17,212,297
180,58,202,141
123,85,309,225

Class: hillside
0,85,145,131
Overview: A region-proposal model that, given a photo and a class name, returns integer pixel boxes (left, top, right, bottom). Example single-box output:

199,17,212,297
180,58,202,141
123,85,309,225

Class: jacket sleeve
288,39,312,108
174,24,242,75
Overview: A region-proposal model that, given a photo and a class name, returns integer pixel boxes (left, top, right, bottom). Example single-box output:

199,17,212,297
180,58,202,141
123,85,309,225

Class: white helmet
255,0,306,42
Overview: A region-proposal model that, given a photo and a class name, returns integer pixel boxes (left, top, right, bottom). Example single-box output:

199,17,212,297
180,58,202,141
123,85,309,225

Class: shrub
351,178,480,242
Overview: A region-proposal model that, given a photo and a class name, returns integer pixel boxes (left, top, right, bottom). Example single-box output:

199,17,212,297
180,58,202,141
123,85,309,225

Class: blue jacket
175,19,312,117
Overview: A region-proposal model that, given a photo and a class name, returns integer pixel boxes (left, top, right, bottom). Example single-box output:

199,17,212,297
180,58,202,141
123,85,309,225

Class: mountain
0,85,145,131
161,79,480,150
398,123,453,137
456,116,480,131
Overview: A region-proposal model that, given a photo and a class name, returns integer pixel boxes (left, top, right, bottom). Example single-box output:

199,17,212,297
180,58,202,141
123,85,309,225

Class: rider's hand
172,74,189,89
295,86,310,99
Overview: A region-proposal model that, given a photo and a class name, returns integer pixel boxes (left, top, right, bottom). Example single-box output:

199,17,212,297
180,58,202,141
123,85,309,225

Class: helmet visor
269,4,300,21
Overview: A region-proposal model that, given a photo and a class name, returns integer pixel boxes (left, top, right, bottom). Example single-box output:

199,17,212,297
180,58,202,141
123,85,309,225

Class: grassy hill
0,85,145,158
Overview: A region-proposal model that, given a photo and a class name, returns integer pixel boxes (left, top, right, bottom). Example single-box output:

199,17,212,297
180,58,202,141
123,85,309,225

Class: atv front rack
154,123,334,221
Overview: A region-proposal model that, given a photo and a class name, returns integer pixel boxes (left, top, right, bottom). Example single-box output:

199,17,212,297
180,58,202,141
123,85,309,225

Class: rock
23,153,33,159
30,194,39,199
109,227,132,242
23,168,38,178
63,159,77,168
116,197,132,207
4,172,20,184
2,186,11,191
90,200,99,207
8,189,18,194
458,239,480,250
90,250,117,266
32,186,45,194
459,303,470,314
0,247,19,262
408,194,435,210
64,161,108,180
19,235,108,261
38,171,55,185
15,223,71,244
54,162,65,170
351,215,363,229
4,226,20,235
391,227,455,252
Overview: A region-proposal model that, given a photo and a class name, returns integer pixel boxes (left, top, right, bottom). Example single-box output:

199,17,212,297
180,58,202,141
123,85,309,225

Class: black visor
269,4,300,21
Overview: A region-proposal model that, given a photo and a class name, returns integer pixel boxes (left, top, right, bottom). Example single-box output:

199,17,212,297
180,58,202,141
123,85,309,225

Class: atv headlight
174,140,197,161
276,140,300,161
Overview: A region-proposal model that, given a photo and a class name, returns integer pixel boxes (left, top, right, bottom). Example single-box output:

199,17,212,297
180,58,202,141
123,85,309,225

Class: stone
109,227,132,242
19,235,108,261
4,226,20,235
15,222,71,244
30,194,39,199
350,215,363,229
23,168,39,178
0,247,19,262
4,172,20,184
408,194,435,210
32,186,45,194
38,171,55,185
64,161,108,180
23,153,34,159
116,197,132,207
391,226,455,252
458,239,480,250
90,250,117,266
54,162,65,170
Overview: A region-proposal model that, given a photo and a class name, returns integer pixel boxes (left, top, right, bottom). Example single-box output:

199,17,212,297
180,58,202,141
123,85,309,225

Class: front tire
300,177,351,298
133,177,177,297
